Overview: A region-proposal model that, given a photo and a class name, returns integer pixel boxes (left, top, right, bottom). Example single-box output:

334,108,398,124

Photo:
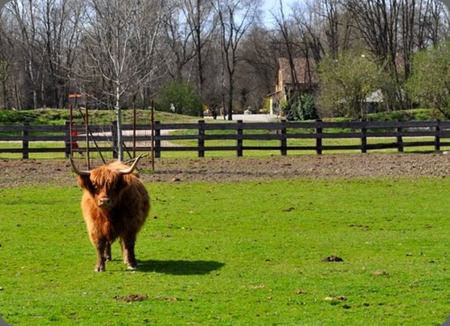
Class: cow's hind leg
119,239,127,264
120,236,137,270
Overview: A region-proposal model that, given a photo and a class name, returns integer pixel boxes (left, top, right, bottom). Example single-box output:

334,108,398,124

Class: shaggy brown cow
70,155,150,272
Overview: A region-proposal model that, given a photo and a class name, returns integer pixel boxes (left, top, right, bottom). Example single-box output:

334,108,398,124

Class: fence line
1,120,450,159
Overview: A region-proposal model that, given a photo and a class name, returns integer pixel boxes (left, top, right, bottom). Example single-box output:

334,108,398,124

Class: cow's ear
77,175,95,193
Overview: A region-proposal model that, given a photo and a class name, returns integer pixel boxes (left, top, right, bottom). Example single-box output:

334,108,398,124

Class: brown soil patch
1,153,450,188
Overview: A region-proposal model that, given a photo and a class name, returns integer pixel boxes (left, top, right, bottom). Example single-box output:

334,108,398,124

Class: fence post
281,119,287,156
237,120,243,157
435,119,441,152
316,119,323,155
198,120,205,157
65,121,71,158
397,124,404,153
154,121,161,158
22,122,29,159
150,102,155,170
361,124,367,154
111,121,118,159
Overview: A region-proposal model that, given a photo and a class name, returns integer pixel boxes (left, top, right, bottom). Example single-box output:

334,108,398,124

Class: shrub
155,81,202,117
406,40,450,118
283,94,318,121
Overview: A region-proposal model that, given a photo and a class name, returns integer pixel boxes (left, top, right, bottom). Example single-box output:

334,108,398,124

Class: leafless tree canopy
0,0,448,114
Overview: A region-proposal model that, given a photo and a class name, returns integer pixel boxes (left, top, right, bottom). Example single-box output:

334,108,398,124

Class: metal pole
133,98,136,158
85,102,90,169
69,104,73,158
151,100,155,171
77,106,106,164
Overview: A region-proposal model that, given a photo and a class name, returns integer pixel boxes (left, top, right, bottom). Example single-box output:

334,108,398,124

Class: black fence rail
153,120,450,157
1,120,450,159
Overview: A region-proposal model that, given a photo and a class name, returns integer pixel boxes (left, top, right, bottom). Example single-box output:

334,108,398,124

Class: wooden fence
1,120,450,159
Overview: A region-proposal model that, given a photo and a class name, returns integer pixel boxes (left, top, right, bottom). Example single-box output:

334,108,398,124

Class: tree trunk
116,85,123,161
227,74,233,121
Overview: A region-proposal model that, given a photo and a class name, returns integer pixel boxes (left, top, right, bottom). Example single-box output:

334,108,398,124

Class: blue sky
262,0,301,26
263,0,298,12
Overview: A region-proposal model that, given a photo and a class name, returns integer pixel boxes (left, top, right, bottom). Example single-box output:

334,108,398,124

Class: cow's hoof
127,265,137,271
95,267,105,272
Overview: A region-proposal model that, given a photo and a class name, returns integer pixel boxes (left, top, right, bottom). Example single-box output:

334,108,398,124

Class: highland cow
71,155,150,272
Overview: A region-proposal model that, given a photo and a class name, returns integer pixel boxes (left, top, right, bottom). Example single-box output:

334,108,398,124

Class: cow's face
78,168,125,210
71,155,143,210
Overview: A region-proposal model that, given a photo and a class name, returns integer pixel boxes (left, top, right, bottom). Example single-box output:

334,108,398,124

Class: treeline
0,0,448,119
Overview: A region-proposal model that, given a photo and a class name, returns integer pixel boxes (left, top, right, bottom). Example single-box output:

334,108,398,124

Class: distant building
268,57,318,116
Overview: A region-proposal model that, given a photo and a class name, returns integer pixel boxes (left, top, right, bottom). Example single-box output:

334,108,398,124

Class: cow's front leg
103,242,112,261
94,238,107,272
120,236,137,270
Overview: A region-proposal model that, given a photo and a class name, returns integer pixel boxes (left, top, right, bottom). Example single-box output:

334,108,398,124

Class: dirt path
1,153,450,188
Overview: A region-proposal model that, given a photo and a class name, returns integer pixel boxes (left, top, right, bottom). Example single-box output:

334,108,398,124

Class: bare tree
0,0,448,116
300,0,354,60
78,0,166,160
133,2,168,107
39,0,84,107
1,0,85,109
7,0,43,109
239,24,278,110
271,0,303,115
0,12,16,109
214,0,260,120
161,2,196,82
412,0,450,48
182,0,217,114
156,0,217,116
342,0,449,109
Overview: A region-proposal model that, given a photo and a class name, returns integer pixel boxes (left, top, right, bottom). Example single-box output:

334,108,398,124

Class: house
268,57,319,115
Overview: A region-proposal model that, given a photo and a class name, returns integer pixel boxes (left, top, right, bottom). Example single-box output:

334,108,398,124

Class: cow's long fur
76,161,150,272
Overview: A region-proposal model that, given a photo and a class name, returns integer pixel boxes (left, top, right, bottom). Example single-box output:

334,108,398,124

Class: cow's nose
98,197,111,207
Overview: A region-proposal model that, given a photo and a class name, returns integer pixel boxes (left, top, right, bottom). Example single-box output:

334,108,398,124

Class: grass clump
0,109,198,126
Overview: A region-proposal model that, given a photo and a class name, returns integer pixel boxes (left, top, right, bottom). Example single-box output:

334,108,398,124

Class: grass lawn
0,177,449,325
157,136,449,158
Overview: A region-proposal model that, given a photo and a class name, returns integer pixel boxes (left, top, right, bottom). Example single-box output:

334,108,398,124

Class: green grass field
0,178,449,325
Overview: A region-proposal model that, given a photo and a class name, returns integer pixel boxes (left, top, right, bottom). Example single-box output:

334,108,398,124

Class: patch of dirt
322,256,344,262
114,294,148,302
372,270,390,277
1,153,450,188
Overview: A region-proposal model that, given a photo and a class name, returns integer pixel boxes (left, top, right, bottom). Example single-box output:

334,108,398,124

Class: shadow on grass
138,260,225,275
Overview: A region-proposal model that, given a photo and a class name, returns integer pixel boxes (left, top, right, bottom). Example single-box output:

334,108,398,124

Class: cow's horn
69,157,91,176
119,154,143,175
